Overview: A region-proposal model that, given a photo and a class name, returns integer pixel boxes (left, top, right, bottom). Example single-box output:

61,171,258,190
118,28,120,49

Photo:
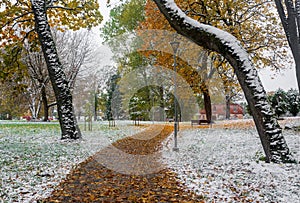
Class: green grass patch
0,122,60,129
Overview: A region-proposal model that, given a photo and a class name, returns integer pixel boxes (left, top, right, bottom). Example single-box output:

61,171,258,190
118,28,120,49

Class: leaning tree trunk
154,0,295,163
296,60,300,93
292,50,300,92
274,0,300,92
31,0,81,139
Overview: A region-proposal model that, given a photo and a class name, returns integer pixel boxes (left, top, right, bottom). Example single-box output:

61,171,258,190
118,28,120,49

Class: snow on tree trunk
153,0,296,163
29,96,41,119
31,0,81,139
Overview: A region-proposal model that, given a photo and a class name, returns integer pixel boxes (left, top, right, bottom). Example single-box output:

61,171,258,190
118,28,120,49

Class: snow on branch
156,0,267,100
154,0,296,163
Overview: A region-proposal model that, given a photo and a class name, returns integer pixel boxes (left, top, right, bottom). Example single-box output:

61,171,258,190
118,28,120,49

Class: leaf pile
42,124,205,202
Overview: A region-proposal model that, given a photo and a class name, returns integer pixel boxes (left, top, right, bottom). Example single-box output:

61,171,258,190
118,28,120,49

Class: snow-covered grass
0,120,143,202
1,119,299,202
162,119,300,202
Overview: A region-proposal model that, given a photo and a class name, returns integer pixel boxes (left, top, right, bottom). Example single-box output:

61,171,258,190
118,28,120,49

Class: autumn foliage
137,0,289,86
0,0,102,48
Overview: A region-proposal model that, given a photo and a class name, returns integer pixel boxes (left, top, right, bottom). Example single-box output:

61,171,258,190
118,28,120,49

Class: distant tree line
246,88,300,118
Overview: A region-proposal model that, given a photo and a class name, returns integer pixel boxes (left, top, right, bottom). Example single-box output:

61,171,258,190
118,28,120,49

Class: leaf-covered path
42,124,205,202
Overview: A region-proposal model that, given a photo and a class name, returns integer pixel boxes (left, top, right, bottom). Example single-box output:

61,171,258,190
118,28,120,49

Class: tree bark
159,86,165,121
153,0,295,163
274,0,300,92
94,92,98,121
225,95,231,120
199,51,212,123
202,83,212,123
41,85,49,121
31,0,81,139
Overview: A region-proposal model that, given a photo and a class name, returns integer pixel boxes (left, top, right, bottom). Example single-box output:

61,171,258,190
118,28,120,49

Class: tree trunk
159,86,165,121
202,84,212,123
296,60,300,92
274,0,300,92
94,92,98,121
29,96,41,120
154,0,295,163
225,95,230,120
31,0,81,139
199,51,212,123
41,85,49,121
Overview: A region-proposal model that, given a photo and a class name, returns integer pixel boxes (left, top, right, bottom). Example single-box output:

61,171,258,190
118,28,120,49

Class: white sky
95,0,298,92
258,66,298,92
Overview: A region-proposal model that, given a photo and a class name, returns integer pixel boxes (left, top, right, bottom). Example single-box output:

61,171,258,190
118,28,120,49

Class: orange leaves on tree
136,0,215,95
138,0,289,72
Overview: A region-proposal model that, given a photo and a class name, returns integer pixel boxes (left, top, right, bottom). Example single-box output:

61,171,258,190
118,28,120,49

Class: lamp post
170,40,180,151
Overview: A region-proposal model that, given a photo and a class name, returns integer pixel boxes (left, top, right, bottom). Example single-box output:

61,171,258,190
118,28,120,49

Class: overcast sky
258,66,298,92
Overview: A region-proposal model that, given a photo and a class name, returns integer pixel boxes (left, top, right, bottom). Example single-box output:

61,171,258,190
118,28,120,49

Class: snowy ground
0,121,143,202
162,119,300,202
1,119,299,202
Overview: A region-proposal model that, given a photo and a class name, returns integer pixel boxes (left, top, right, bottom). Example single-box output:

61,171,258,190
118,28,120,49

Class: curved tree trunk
31,0,81,139
153,0,295,163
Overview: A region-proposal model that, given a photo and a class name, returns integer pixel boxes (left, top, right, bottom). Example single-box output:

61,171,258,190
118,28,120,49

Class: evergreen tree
270,89,288,118
286,89,300,116
106,74,121,120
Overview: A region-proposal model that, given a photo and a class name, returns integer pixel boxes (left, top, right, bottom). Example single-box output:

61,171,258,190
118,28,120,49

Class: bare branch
47,5,82,10
48,102,57,108
1,11,33,30
21,29,35,43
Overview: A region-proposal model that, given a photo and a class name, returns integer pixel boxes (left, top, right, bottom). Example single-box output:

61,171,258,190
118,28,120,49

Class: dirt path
42,124,205,202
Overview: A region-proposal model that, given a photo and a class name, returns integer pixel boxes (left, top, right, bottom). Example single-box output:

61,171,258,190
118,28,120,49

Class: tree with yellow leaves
0,0,102,139
138,0,289,122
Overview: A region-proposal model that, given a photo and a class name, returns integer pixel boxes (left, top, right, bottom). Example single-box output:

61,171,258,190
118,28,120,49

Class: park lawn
0,121,143,202
162,119,300,202
0,119,299,202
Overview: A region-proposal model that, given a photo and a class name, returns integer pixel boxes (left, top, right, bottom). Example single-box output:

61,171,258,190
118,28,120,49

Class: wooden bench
191,119,211,127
